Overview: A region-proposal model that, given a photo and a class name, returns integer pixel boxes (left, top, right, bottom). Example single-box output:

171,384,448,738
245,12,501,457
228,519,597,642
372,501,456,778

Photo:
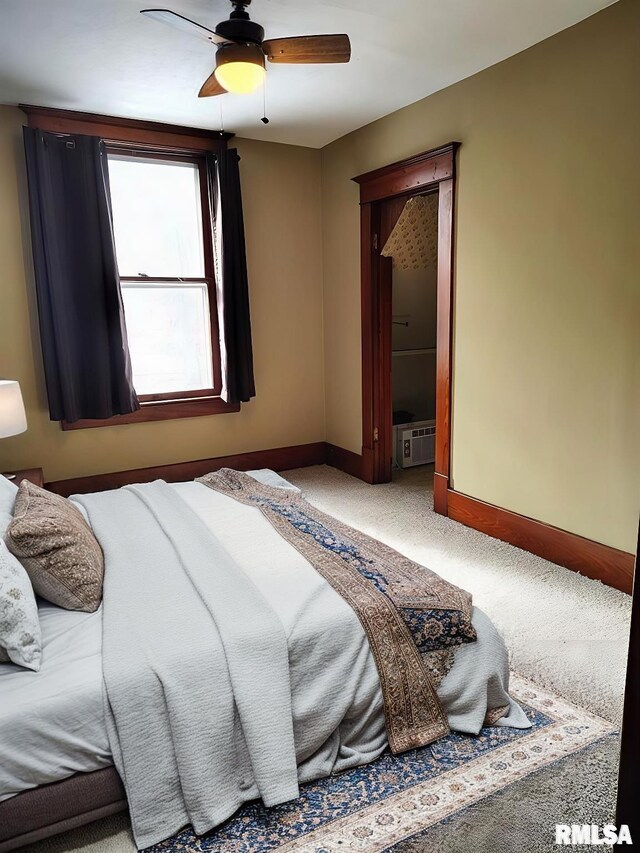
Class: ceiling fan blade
263,34,351,64
198,73,227,98
140,9,229,46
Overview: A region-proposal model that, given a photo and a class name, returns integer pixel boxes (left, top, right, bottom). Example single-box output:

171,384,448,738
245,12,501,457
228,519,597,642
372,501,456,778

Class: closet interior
382,192,439,470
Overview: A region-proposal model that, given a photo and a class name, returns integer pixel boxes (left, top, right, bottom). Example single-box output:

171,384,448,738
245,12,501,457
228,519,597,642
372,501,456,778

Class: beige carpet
27,464,631,853
286,465,631,726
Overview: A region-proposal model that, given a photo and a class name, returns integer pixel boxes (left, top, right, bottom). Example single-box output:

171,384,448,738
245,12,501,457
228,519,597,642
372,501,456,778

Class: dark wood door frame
353,142,459,513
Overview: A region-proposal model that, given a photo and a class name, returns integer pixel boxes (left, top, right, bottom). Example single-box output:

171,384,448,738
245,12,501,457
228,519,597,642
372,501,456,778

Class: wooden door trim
353,144,457,204
433,177,455,513
353,142,459,502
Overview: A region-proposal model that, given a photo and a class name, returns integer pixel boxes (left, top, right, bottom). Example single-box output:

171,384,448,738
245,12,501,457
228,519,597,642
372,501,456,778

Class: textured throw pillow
5,481,104,612
0,539,41,670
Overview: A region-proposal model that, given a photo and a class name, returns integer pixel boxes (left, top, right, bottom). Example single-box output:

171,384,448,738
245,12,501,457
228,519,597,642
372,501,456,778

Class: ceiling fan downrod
230,0,251,19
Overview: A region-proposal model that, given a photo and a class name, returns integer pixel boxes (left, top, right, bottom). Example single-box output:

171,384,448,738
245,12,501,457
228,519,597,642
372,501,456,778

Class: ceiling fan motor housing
217,1,264,45
216,17,264,44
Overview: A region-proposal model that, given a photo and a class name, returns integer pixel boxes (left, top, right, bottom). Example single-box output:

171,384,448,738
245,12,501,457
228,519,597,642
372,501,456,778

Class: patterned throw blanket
197,469,477,753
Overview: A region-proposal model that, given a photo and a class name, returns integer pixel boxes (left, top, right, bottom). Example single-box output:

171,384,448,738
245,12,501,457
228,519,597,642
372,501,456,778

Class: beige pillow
5,481,104,612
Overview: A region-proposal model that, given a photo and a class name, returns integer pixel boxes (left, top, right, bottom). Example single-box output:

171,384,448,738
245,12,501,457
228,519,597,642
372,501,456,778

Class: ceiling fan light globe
214,61,265,94
214,42,266,94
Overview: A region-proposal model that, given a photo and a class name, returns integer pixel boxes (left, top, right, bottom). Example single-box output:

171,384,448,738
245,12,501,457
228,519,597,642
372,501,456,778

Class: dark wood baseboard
48,441,364,497
447,488,635,594
326,443,365,480
47,442,326,497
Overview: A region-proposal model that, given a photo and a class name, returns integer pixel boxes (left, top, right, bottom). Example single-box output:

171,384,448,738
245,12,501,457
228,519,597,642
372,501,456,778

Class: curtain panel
208,149,256,405
23,127,139,423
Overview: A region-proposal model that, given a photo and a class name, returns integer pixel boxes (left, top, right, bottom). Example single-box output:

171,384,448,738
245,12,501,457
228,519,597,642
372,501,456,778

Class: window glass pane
121,282,214,395
108,155,204,277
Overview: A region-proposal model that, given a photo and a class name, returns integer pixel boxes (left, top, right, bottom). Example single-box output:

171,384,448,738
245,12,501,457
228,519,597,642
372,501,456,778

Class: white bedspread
0,471,528,815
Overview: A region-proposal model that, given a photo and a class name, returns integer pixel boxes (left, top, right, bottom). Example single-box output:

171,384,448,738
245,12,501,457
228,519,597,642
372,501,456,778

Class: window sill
61,397,240,430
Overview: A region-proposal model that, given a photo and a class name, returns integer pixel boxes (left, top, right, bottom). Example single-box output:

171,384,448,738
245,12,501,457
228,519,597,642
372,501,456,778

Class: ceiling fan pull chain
261,75,270,124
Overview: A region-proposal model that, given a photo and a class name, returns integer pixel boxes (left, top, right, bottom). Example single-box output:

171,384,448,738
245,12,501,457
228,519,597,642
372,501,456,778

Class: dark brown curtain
208,149,255,404
23,127,139,423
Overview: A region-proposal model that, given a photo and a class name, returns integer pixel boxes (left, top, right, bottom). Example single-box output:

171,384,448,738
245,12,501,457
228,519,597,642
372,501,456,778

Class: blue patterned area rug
146,675,614,853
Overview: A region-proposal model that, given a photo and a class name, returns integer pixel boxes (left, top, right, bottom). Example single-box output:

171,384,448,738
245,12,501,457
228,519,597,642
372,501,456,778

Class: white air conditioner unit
397,420,436,468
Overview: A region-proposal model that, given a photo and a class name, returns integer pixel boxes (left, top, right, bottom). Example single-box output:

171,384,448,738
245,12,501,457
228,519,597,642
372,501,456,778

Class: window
106,150,221,402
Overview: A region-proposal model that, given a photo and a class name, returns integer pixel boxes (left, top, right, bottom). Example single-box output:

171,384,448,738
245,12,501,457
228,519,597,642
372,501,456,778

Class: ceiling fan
141,0,352,97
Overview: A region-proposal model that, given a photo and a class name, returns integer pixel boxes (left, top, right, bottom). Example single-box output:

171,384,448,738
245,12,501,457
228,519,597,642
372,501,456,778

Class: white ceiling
0,0,615,148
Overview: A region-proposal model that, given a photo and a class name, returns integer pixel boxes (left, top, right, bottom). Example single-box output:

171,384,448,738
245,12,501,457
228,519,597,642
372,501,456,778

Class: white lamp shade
0,381,27,439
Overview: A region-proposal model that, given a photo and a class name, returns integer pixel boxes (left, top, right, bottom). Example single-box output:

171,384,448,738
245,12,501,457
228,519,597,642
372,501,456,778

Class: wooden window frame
352,143,458,514
107,145,222,401
20,105,240,429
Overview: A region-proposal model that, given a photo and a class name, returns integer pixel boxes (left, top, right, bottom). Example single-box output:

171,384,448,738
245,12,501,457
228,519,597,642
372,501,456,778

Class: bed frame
0,768,126,852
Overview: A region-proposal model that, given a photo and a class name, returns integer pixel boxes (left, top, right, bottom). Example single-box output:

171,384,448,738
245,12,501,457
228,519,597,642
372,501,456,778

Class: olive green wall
321,0,640,553
0,111,325,481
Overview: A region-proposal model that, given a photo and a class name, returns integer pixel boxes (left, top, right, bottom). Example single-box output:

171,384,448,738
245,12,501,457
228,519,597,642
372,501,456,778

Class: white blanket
77,481,301,849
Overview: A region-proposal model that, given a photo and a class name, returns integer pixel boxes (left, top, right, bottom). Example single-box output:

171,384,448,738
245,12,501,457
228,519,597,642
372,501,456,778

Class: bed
0,470,528,851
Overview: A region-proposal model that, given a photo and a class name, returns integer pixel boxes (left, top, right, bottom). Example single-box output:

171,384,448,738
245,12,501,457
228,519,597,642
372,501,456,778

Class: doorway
388,192,439,475
353,143,458,514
